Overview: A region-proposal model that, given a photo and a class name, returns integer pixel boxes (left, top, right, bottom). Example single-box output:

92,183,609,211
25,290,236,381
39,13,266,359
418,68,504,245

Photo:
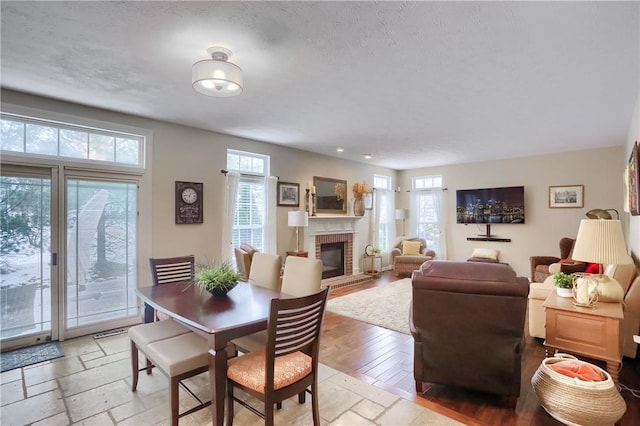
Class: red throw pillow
585,263,601,274
547,360,605,382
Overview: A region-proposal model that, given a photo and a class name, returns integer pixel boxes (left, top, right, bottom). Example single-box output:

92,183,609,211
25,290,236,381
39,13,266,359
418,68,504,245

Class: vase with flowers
352,181,369,216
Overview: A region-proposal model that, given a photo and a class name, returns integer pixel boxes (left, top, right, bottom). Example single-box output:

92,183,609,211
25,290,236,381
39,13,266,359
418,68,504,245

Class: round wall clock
175,181,203,224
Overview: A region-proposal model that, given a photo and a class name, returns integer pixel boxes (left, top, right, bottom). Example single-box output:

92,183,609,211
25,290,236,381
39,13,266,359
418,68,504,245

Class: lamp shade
571,219,631,265
192,47,243,97
395,209,408,220
288,211,308,227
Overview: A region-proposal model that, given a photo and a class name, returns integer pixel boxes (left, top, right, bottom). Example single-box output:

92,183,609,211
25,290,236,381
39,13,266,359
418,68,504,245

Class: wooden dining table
136,281,283,426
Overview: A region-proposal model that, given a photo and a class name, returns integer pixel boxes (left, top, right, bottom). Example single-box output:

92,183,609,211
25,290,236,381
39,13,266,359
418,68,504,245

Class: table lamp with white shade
288,210,308,252
570,218,632,306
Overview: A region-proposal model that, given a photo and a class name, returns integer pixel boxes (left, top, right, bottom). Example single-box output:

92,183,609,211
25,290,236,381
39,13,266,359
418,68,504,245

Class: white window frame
410,175,446,258
226,150,270,252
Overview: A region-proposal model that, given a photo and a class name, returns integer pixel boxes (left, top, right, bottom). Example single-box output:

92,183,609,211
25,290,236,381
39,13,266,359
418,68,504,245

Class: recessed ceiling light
363,154,372,159
336,147,344,153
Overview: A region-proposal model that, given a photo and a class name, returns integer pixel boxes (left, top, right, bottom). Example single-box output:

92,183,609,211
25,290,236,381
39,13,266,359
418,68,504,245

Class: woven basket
531,354,626,426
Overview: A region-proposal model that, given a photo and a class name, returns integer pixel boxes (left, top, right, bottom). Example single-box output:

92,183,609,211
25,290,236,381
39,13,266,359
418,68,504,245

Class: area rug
0,341,64,372
327,278,411,334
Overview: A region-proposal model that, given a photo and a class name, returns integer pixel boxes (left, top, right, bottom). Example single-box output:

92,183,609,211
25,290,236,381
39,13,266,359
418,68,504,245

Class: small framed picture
364,192,373,210
549,185,584,208
277,182,300,207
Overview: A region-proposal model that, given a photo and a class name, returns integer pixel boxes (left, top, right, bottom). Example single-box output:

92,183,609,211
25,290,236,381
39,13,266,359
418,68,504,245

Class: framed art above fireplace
313,176,347,214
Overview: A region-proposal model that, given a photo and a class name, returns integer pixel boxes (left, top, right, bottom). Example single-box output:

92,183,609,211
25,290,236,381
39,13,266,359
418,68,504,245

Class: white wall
397,146,626,278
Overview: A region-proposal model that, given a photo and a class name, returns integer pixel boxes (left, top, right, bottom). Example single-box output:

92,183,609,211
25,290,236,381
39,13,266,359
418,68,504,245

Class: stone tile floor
0,331,461,425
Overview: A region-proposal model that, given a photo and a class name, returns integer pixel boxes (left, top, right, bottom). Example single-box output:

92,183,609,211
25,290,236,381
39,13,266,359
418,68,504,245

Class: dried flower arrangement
352,181,369,200
334,183,346,201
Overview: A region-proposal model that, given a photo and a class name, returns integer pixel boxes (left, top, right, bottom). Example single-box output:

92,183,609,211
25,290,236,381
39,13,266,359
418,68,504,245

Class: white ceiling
1,1,638,170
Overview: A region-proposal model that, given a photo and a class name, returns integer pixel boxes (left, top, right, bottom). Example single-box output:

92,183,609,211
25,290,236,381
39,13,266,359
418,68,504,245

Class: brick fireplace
302,215,364,278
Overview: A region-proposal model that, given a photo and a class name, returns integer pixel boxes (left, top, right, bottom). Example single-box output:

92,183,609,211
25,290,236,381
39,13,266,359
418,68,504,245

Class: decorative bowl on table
194,261,240,298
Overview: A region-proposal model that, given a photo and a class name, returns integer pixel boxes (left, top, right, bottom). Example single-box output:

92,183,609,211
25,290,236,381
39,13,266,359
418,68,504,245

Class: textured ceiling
1,1,638,170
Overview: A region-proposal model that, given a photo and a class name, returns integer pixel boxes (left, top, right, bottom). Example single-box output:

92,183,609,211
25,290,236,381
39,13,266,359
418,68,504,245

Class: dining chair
247,252,282,291
226,287,329,426
232,255,321,354
129,255,195,389
281,256,322,297
129,255,213,425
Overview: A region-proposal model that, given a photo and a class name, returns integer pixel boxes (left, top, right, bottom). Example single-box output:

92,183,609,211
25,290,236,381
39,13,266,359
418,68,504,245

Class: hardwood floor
320,270,640,425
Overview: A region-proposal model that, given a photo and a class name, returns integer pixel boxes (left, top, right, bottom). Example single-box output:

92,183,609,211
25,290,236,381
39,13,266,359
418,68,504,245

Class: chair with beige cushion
226,287,329,426
247,252,282,291
129,255,213,425
129,255,195,390
390,237,436,277
233,256,322,354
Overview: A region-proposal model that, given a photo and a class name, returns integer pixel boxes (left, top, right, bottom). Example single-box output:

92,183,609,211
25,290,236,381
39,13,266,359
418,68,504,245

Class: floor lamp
288,210,308,253
395,209,408,236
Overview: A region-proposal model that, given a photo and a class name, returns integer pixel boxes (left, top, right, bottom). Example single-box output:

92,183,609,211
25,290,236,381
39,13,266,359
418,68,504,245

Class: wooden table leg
208,341,228,426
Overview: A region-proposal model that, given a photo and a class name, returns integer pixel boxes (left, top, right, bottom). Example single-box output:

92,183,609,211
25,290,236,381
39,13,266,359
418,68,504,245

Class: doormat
0,341,64,372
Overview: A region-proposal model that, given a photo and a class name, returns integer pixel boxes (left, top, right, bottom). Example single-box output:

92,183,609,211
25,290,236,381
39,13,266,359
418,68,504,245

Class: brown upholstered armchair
234,243,258,280
529,237,586,282
411,260,528,402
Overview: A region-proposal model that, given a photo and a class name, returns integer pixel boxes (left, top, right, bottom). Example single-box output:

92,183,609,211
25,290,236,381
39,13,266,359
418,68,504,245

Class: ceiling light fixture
336,147,344,153
192,46,243,97
363,154,372,159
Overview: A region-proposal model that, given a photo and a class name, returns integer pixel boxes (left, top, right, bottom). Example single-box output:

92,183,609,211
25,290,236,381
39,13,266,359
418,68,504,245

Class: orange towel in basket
547,360,605,382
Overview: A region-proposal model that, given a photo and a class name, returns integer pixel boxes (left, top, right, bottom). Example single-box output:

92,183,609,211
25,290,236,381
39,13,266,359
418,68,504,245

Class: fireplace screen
320,242,345,279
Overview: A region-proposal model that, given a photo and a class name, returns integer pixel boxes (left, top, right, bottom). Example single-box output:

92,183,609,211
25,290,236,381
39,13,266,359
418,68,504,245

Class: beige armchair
390,237,436,277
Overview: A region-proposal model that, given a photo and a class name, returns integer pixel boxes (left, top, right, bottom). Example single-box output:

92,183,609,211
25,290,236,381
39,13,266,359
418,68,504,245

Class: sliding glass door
0,166,57,348
65,177,138,333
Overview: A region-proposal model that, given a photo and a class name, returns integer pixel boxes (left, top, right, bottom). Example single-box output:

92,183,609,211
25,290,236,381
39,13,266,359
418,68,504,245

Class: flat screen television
456,186,525,235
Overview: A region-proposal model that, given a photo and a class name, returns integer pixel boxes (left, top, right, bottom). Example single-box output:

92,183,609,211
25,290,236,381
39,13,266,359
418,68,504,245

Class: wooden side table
286,251,308,258
542,292,624,387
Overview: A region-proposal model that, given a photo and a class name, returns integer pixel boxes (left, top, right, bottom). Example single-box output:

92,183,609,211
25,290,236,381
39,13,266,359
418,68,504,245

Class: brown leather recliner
529,237,586,282
411,260,528,402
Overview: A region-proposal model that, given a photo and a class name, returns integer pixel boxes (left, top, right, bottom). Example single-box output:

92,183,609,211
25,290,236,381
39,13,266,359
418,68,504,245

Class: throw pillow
470,248,499,260
402,240,422,255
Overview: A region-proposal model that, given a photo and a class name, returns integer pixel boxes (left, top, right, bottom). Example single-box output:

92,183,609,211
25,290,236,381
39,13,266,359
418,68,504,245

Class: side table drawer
545,309,621,362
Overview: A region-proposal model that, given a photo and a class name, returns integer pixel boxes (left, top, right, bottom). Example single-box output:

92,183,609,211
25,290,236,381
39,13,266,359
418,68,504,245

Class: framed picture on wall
549,185,584,208
277,182,300,207
629,141,639,215
364,192,373,210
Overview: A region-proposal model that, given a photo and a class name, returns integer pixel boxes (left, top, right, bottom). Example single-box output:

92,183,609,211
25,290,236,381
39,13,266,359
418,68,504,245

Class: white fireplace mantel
306,215,363,236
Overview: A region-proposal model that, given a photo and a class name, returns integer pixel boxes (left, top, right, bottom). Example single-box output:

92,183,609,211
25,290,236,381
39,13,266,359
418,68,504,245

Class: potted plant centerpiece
552,272,575,298
352,181,369,216
195,261,241,297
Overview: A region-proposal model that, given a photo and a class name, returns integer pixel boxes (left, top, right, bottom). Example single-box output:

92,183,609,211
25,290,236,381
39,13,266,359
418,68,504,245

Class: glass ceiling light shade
192,47,243,97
